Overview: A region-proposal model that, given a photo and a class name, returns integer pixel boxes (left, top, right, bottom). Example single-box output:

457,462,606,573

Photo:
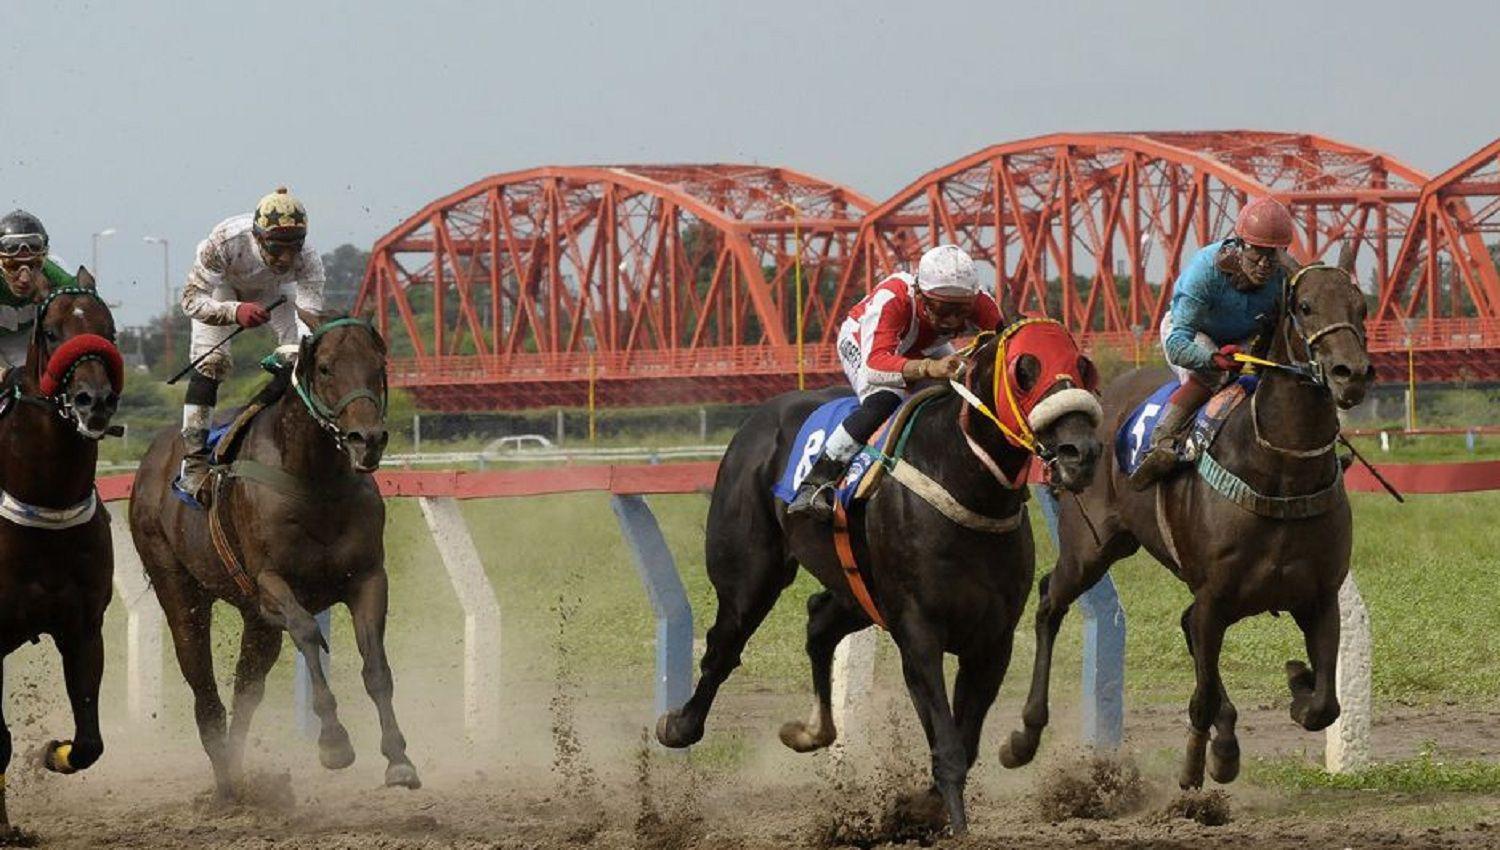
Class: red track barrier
95,457,1499,502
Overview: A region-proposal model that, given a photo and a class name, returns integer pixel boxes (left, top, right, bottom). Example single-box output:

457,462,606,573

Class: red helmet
1234,196,1294,249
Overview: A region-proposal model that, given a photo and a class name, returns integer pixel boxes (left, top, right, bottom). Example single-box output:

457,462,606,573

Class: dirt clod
1034,755,1148,821
1161,789,1233,826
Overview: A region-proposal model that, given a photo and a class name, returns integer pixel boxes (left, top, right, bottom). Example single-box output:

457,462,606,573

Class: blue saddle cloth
205,421,233,454
1115,376,1257,475
772,397,890,508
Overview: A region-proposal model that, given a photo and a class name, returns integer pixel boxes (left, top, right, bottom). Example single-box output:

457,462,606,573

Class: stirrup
171,472,208,510
788,482,836,522
1128,447,1184,490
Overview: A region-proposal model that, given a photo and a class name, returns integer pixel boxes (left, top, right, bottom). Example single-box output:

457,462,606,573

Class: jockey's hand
931,354,966,380
1211,344,1244,373
235,302,271,328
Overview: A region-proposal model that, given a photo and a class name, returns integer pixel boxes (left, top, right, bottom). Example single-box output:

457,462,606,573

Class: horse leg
225,613,283,778
158,576,234,796
1001,529,1134,769
1180,604,1240,783
42,621,107,776
0,661,12,831
894,627,970,835
955,633,1012,771
656,541,796,749
1288,595,1342,732
779,590,869,753
346,569,421,788
254,571,355,770
1178,598,1228,789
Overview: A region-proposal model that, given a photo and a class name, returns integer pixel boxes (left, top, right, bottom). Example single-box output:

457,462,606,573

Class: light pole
91,228,117,280
143,236,172,363
779,199,805,390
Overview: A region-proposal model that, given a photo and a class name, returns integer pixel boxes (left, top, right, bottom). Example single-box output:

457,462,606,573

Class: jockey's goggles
0,233,48,258
919,292,975,322
0,255,44,277
257,232,305,258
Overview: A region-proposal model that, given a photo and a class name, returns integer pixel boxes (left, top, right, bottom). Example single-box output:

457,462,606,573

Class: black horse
999,253,1374,789
656,320,1103,833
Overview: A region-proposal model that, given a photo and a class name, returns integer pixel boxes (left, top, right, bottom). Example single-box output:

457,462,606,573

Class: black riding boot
787,455,849,523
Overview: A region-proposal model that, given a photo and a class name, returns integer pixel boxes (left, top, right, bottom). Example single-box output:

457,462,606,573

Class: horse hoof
999,730,1037,769
318,728,356,770
778,720,833,753
385,762,422,789
654,711,701,749
41,740,78,775
1208,738,1240,784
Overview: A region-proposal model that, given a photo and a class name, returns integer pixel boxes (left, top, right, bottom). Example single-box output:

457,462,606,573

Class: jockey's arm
1163,292,1217,373
180,237,239,326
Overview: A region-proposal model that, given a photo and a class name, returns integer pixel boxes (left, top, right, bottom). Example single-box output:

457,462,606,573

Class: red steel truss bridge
354,134,1500,411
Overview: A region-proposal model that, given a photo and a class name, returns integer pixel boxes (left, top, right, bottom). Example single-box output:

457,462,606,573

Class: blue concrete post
610,494,694,722
295,608,332,739
1033,486,1125,751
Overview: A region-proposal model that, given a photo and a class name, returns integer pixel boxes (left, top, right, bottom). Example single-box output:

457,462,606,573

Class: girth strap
832,500,886,629
1196,451,1344,519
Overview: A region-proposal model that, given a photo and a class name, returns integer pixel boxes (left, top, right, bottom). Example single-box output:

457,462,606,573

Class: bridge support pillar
1327,573,1372,773
610,495,693,725
109,507,164,728
1035,486,1126,751
420,496,504,744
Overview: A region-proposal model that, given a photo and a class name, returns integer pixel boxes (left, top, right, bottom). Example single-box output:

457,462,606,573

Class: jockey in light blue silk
1128,196,1297,489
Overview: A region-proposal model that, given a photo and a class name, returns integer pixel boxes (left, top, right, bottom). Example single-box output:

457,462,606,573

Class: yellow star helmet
253,187,308,236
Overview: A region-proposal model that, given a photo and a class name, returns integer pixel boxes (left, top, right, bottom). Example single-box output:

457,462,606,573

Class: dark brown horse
655,321,1104,833
0,272,123,835
1000,254,1373,789
129,313,419,797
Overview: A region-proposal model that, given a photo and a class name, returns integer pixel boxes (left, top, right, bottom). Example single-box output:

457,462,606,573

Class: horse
999,251,1374,790
0,272,124,835
655,319,1105,833
129,313,420,797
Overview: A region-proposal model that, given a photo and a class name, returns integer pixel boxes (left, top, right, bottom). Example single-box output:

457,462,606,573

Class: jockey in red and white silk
788,244,1006,522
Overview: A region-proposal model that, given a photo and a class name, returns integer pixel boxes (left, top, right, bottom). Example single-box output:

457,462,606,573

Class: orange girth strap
832,500,886,629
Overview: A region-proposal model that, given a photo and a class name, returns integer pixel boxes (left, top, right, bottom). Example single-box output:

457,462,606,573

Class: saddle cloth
771,396,907,508
1115,375,1257,476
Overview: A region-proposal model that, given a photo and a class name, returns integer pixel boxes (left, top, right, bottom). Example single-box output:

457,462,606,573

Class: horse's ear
1277,249,1302,277
75,267,96,289
1336,239,1357,273
297,307,329,330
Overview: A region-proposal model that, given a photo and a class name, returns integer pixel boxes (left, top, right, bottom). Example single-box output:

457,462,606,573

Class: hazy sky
5,0,1496,326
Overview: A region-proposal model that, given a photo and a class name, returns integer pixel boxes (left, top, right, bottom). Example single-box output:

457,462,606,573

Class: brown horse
0,272,123,834
656,321,1104,833
129,313,419,797
999,253,1373,789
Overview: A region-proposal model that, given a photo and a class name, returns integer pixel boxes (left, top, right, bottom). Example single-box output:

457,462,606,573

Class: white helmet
916,244,979,299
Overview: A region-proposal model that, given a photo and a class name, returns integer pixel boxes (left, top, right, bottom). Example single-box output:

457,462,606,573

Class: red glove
1211,344,1244,372
235,302,271,328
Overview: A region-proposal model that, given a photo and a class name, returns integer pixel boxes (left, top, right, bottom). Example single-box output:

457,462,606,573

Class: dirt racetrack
8,680,1499,849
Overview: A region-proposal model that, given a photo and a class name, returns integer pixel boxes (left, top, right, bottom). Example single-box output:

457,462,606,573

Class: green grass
1248,744,1500,793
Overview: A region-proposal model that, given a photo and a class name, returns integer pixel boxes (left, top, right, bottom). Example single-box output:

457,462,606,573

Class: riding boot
787,455,849,523
1128,381,1213,491
173,427,212,509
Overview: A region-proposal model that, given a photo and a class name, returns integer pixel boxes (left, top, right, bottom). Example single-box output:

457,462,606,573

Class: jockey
1128,196,1296,489
174,187,326,507
788,244,1006,521
0,210,78,370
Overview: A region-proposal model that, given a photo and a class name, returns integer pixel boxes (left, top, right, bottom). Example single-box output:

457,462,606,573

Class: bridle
290,317,388,452
14,286,123,440
1251,263,1365,458
947,317,1091,479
